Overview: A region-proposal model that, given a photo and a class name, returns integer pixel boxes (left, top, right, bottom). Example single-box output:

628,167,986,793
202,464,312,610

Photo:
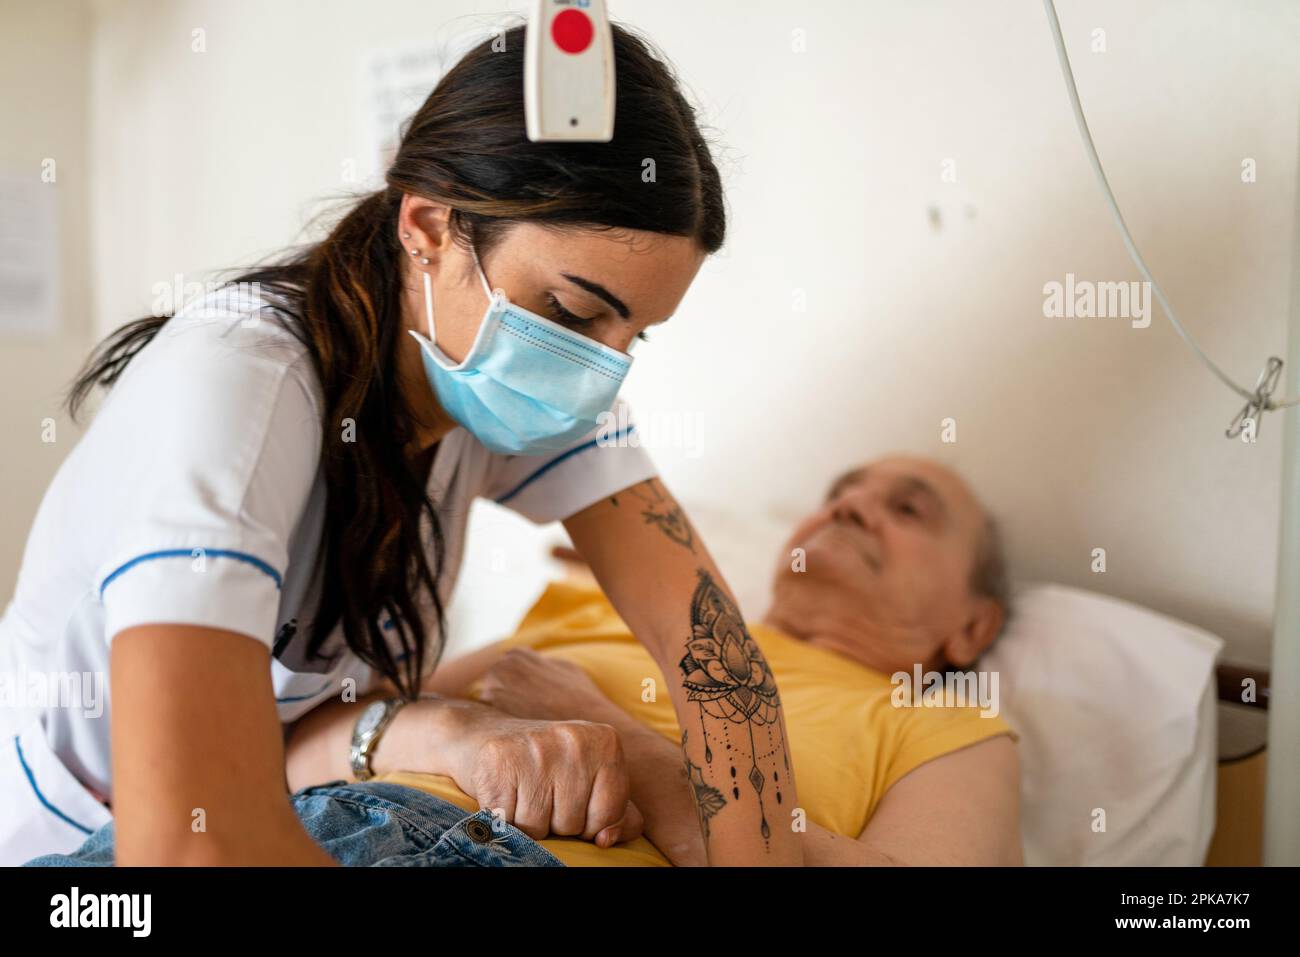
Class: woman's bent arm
564,478,805,866
284,689,644,846
110,624,337,866
284,690,480,791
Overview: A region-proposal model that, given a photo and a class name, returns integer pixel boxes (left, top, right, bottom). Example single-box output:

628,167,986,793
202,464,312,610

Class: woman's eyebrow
561,273,630,320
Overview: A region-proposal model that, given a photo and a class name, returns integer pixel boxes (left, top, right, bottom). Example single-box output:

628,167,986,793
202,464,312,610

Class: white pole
1263,111,1300,866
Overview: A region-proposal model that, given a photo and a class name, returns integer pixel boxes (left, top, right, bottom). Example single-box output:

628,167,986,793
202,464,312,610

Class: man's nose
832,493,882,532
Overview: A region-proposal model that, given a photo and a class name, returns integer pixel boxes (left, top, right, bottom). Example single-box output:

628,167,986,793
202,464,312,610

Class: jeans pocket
291,781,563,867
381,809,565,868
292,781,460,866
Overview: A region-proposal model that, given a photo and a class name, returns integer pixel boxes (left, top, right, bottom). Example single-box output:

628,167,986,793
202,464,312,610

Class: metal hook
1225,357,1284,439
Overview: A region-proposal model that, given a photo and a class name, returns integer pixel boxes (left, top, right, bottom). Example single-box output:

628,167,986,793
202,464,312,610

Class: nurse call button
552,8,594,54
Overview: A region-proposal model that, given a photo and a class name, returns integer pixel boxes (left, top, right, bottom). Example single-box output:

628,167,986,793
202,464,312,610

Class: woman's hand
440,699,643,848
477,647,624,724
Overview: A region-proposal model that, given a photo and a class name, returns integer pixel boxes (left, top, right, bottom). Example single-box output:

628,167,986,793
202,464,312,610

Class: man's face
770,456,994,670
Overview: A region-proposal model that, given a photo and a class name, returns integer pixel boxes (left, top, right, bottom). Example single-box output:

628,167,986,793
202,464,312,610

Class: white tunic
0,290,656,864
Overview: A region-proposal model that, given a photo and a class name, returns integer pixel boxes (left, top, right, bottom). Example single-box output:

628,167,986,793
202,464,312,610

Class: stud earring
402,231,411,240
420,257,430,265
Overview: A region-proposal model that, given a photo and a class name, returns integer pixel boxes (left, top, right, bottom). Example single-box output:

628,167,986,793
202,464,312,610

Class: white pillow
981,583,1223,866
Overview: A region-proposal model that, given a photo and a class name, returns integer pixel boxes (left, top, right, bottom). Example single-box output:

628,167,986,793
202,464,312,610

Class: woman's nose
593,328,637,356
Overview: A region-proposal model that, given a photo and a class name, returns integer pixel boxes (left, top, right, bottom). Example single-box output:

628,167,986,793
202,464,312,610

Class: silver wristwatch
349,693,442,781
349,697,409,782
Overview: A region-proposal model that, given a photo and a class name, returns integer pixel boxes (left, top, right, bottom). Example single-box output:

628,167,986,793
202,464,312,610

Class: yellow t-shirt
377,580,1016,866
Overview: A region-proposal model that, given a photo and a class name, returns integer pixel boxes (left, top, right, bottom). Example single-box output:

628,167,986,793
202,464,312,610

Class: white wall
75,0,1300,665
0,0,94,606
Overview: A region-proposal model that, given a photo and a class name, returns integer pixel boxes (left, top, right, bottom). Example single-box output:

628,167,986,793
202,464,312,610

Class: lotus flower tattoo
679,570,780,725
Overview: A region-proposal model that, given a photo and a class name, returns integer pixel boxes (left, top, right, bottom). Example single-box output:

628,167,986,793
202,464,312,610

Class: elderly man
420,455,1022,866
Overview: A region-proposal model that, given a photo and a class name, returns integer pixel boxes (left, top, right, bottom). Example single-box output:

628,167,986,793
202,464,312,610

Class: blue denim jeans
23,780,565,867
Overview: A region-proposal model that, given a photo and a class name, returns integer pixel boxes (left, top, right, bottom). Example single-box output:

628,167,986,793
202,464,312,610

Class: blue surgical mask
408,244,633,456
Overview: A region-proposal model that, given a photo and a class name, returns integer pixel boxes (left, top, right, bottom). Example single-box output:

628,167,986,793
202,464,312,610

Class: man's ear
942,597,1005,668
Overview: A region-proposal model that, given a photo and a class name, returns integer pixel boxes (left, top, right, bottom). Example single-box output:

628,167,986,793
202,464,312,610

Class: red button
552,9,593,55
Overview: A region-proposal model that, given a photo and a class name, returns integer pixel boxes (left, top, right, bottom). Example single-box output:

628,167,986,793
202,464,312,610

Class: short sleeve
94,316,322,650
481,398,658,523
883,707,1020,795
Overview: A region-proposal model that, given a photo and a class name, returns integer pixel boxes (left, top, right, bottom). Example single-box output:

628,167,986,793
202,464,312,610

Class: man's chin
775,551,878,601
803,534,879,576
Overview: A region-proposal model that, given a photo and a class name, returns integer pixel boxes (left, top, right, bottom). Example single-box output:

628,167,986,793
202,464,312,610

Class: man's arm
563,477,804,866
606,712,1021,866
855,734,1023,865
451,617,1021,866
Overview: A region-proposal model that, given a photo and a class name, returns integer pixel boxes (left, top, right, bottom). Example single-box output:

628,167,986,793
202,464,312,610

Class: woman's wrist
367,695,486,783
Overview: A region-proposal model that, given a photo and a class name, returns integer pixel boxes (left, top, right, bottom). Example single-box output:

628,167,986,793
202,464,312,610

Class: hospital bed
1205,663,1269,866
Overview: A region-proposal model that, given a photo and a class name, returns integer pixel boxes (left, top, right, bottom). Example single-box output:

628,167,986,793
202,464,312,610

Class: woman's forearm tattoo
678,569,789,847
682,729,727,840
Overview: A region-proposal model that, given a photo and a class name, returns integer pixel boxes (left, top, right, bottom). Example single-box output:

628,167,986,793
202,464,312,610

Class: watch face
357,700,387,738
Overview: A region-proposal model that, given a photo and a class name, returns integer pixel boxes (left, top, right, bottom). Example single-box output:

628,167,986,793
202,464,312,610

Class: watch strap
349,692,445,782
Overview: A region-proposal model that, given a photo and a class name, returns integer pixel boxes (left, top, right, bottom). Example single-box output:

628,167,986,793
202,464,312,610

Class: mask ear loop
422,271,436,341
469,242,498,302
419,247,499,349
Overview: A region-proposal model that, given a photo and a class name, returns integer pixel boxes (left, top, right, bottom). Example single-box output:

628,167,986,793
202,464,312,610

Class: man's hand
477,647,624,724
480,647,709,866
440,700,643,848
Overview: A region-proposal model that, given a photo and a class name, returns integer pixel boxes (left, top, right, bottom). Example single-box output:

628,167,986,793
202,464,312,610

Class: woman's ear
397,194,453,266
942,597,1006,668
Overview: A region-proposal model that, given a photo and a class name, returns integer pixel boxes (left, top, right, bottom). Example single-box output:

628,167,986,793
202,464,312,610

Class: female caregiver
0,24,801,866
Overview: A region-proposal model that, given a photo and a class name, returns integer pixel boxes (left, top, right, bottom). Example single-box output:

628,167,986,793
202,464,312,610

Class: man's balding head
763,456,1009,676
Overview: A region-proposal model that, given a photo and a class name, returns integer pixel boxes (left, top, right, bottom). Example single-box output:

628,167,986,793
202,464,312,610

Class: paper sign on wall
360,28,488,188
0,174,61,338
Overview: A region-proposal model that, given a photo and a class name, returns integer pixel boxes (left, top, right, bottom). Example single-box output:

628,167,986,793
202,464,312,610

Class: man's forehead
826,457,978,511
826,465,869,498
